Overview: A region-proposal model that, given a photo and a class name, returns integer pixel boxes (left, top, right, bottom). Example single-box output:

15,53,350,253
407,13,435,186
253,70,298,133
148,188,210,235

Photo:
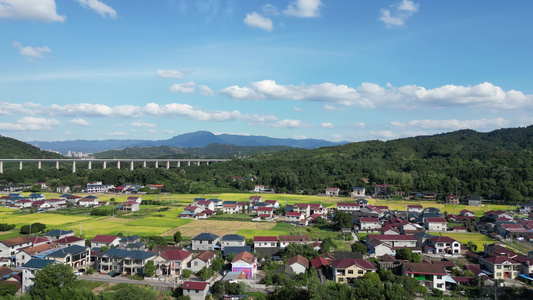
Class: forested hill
183,126,533,201
92,143,294,159
0,136,63,159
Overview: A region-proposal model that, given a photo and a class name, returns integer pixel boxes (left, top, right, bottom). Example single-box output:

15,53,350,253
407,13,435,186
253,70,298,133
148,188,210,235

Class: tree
466,241,478,252
384,282,404,300
173,231,182,244
432,288,443,298
181,269,191,278
281,243,318,261
20,222,46,235
144,260,156,277
395,248,421,263
30,263,77,300
351,242,367,254
197,267,215,281
212,258,225,272
332,211,352,230
0,283,18,297
112,284,157,300
319,237,336,252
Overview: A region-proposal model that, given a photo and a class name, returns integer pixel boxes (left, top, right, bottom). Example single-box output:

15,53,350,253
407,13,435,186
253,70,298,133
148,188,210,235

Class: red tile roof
91,235,119,243
288,255,309,268
367,234,416,241
430,236,457,243
403,262,446,275
286,212,303,217
481,256,519,265
332,259,376,270
161,249,192,261
232,251,254,264
194,250,216,263
0,236,32,247
425,217,447,223
55,236,84,244
310,256,330,269
182,281,208,291
360,217,379,223
254,236,277,242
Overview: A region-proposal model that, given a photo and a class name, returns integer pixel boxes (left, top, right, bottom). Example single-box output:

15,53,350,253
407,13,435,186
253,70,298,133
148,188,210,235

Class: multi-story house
182,281,209,300
279,235,310,249
427,236,461,254
332,259,376,283
424,217,447,231
54,236,86,247
222,204,240,214
231,251,257,279
402,263,446,291
337,202,361,212
366,235,418,249
22,258,57,292
325,187,340,196
287,255,309,275
45,245,90,270
249,196,263,205
97,248,155,275
479,256,520,279
286,212,305,223
351,187,365,197
191,233,219,251
253,236,278,248
407,205,424,213
358,217,381,230
189,250,216,272
44,229,75,241
220,234,246,251
0,236,32,258
445,195,460,205
91,235,121,248
293,203,311,218
153,249,193,277
15,242,58,266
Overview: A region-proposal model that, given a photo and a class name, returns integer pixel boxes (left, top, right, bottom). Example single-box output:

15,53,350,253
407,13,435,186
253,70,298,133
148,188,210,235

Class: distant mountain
0,135,63,159
30,131,348,155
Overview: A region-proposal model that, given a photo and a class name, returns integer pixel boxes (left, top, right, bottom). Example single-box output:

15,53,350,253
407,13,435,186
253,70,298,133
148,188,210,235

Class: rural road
78,274,176,289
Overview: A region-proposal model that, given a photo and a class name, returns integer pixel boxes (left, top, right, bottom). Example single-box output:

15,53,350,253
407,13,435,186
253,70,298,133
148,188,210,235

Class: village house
253,236,278,248
264,200,280,208
196,200,215,211
253,185,265,192
407,205,424,213
332,259,376,283
153,249,192,277
91,235,121,249
287,255,309,275
351,187,365,197
220,234,246,251
97,248,155,275
189,250,216,272
424,217,448,231
358,217,381,230
479,256,520,279
366,234,419,252
29,236,50,247
445,195,460,205
279,235,310,249
367,239,392,256
22,258,56,292
256,207,274,218
54,236,86,247
374,184,390,196
56,186,70,193
402,262,447,291
191,233,219,251
325,187,340,196
45,198,67,208
44,229,75,241
292,203,311,218
182,281,209,300
484,210,513,221
285,212,305,223
249,196,263,205
0,236,33,258
15,242,58,266
45,245,90,270
27,193,45,201
427,236,461,254
222,204,240,214
126,196,142,203
121,201,140,212
231,251,257,279
337,202,361,212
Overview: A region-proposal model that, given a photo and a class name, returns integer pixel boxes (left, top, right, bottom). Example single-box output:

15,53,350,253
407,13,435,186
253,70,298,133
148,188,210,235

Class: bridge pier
19,161,22,170
155,161,158,168
177,161,181,168
197,161,200,166
188,161,190,167
103,161,107,169
117,161,121,169
130,161,134,171
72,161,76,173
38,161,41,169
207,161,209,166
143,161,146,168
88,161,92,170
56,161,59,170
166,161,170,170
0,161,3,174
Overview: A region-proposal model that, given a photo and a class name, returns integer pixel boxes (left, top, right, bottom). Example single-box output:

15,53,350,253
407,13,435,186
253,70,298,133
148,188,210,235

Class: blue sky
1,0,532,143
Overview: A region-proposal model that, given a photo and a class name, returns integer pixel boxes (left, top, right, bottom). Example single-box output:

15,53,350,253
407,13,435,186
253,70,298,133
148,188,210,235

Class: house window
358,270,364,274
348,270,353,274
437,284,443,288
195,290,199,293
497,265,502,269
338,278,344,282
437,275,442,279
194,262,198,266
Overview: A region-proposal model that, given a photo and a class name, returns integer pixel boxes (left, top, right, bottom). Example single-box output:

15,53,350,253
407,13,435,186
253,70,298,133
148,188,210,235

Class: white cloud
323,104,344,111
284,0,323,18
0,0,66,22
169,81,196,93
346,122,366,128
380,0,419,27
132,121,156,128
100,131,127,136
321,122,334,128
198,85,215,97
156,70,190,79
244,12,273,31
293,135,307,139
0,116,60,131
293,107,303,112
69,118,91,127
332,134,343,140
271,119,312,128
161,130,174,134
64,131,75,135
148,129,157,133
391,118,509,130
371,131,397,139
76,0,116,19
261,4,279,15
221,80,533,111
12,41,52,60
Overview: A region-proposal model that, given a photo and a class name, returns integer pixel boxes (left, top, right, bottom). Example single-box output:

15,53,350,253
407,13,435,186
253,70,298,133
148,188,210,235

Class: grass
428,232,494,251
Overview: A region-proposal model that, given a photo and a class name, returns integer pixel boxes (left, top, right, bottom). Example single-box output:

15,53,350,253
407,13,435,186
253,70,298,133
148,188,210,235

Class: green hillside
92,143,295,159
0,135,63,159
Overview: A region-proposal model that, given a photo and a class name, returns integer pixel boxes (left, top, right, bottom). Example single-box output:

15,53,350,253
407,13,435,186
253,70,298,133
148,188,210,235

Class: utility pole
80,221,82,236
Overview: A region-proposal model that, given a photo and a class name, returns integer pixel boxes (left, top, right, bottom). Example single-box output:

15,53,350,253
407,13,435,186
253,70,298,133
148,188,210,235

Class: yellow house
332,259,376,283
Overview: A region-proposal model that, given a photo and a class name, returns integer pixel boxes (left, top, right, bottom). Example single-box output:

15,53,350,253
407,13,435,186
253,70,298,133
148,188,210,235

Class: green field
428,232,495,251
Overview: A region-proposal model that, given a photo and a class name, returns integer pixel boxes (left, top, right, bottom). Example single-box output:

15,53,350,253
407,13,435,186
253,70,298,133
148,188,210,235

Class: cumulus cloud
321,122,334,128
271,119,312,128
323,104,344,111
261,4,279,15
161,130,175,134
76,0,116,19
12,41,52,60
221,80,533,110
391,118,509,130
0,116,60,131
244,12,273,31
346,123,366,128
156,70,190,79
0,0,66,22
69,118,91,127
380,0,419,27
284,0,323,18
132,121,156,128
198,85,215,97
100,131,127,136
169,81,196,93
293,107,303,112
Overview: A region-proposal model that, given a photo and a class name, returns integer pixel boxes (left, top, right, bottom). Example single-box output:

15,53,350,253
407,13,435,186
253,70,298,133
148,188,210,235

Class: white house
325,187,340,196
182,281,209,300
287,255,309,275
407,205,424,213
189,250,216,272
424,218,448,231
351,187,365,197
427,236,461,254
403,263,446,291
359,217,381,230
253,236,277,248
337,202,361,212
91,235,121,248
0,236,33,258
191,233,219,251
286,212,305,223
